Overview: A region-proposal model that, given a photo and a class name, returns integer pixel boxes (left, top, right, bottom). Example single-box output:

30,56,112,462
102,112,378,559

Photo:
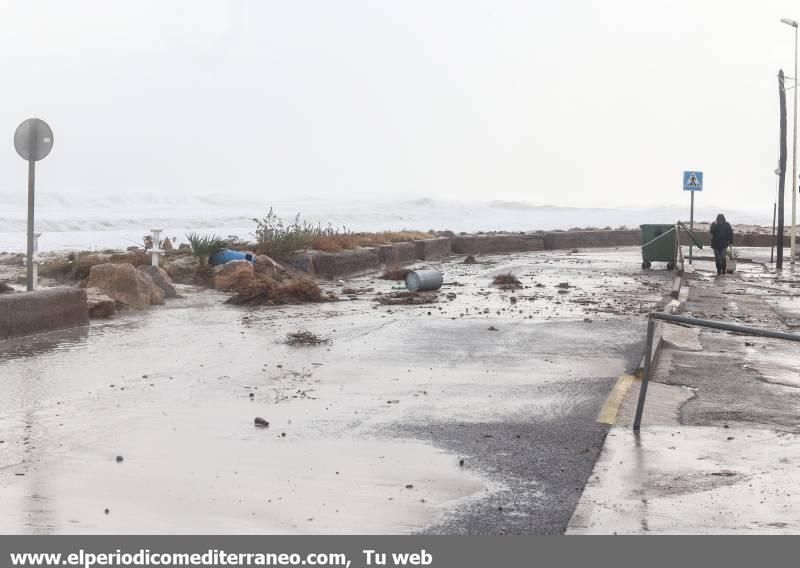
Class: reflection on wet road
0,248,662,533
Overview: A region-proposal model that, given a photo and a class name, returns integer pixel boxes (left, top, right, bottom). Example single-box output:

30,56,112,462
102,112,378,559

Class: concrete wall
296,248,381,280
542,230,641,250
0,288,89,340
452,234,544,254
414,237,452,260
378,242,417,265
678,231,790,248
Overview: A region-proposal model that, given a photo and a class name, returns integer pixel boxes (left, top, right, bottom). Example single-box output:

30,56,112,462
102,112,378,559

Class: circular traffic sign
14,118,54,162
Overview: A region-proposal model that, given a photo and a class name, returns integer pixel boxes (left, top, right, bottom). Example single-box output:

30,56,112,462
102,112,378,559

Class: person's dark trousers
713,247,727,275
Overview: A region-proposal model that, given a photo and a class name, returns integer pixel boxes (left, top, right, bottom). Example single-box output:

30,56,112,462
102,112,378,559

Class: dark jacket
710,221,733,250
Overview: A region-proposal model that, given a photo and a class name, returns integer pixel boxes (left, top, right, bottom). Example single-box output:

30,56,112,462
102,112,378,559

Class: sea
0,191,774,253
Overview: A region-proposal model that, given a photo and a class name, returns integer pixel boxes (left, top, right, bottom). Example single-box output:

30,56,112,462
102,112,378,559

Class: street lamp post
781,17,798,264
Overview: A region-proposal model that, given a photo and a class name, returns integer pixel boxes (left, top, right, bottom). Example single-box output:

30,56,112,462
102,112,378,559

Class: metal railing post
631,312,800,431
633,315,656,431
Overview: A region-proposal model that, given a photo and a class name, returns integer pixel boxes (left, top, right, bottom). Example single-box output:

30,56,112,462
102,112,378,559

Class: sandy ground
0,247,674,534
568,256,800,534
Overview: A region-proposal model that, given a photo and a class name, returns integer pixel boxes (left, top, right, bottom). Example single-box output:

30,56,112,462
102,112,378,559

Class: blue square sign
683,171,703,191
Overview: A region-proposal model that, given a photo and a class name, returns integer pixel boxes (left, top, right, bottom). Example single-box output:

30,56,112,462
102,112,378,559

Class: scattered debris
341,287,374,295
488,326,499,331
226,279,327,306
377,291,437,305
254,417,270,428
380,267,412,280
492,273,522,290
284,330,331,345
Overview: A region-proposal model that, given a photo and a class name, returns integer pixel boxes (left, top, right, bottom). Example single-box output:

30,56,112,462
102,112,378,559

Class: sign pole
14,117,54,292
689,191,694,265
26,160,36,291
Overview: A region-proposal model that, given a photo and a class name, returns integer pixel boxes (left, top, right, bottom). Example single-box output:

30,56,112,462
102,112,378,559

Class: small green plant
185,233,228,265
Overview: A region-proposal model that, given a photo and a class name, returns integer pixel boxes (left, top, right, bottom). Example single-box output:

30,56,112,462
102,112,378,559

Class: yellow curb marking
597,374,635,425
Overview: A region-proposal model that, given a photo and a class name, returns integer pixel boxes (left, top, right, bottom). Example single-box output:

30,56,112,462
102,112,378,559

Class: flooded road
0,248,668,533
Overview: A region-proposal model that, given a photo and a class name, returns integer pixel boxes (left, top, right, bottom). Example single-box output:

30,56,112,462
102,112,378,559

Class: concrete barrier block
378,242,417,265
0,288,89,340
414,237,452,260
543,230,641,250
291,248,378,280
452,234,545,255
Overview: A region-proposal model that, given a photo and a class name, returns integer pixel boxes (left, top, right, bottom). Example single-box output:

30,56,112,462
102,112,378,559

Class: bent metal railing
633,312,800,431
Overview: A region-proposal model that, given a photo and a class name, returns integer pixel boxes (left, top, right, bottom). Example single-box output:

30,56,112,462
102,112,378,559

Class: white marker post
683,171,703,264
31,232,41,290
149,228,164,267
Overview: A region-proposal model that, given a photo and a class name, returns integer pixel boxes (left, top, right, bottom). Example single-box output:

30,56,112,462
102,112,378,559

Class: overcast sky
1,0,799,212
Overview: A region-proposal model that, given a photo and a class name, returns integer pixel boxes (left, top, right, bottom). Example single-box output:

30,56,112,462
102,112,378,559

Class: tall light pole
781,17,798,264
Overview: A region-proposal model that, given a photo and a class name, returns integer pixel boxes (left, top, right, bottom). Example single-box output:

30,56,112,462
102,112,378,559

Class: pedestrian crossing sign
683,171,703,191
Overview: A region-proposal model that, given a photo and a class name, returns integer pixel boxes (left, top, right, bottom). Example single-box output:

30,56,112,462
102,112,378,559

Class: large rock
86,263,162,310
212,260,257,292
0,281,13,294
85,287,116,318
163,255,200,284
138,265,178,298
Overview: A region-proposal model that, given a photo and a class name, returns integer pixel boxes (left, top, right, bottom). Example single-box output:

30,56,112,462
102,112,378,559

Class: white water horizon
0,192,779,253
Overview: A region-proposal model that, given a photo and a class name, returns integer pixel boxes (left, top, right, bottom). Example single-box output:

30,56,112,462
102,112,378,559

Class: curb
635,273,686,379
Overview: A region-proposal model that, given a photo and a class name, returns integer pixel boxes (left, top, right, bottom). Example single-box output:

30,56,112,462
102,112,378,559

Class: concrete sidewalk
568,253,800,534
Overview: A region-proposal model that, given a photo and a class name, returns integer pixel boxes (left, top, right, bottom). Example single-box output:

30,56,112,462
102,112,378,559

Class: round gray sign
14,118,54,162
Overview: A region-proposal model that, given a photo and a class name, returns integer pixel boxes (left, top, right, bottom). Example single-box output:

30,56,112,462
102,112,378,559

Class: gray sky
1,0,799,212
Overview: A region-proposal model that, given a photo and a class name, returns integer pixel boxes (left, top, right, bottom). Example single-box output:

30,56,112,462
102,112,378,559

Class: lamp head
781,17,799,28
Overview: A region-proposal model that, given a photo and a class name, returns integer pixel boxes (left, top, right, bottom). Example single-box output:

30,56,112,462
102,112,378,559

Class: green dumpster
640,223,704,270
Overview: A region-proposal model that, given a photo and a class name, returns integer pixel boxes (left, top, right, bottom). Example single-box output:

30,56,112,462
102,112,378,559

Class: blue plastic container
210,249,257,266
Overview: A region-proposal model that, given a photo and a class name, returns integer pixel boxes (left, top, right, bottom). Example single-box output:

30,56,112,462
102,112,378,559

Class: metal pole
779,70,788,270
793,24,798,264
771,200,777,263
689,192,694,264
26,160,35,292
633,316,655,431
653,311,800,340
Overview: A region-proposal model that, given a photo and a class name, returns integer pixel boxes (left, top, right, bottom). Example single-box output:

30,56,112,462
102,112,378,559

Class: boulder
212,260,257,292
86,263,160,310
0,281,13,294
163,255,200,284
138,265,178,298
178,243,191,251
149,282,165,305
85,287,116,318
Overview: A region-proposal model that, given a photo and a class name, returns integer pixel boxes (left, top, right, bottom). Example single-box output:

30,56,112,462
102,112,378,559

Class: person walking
710,213,734,275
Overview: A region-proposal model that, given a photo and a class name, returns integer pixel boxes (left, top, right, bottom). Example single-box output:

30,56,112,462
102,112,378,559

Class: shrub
185,233,228,265
253,207,433,258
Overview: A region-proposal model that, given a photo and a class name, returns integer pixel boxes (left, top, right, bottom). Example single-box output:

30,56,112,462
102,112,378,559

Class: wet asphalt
393,320,646,535
0,248,663,534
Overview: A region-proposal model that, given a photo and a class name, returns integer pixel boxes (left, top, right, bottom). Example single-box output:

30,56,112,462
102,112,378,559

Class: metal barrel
405,269,443,292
